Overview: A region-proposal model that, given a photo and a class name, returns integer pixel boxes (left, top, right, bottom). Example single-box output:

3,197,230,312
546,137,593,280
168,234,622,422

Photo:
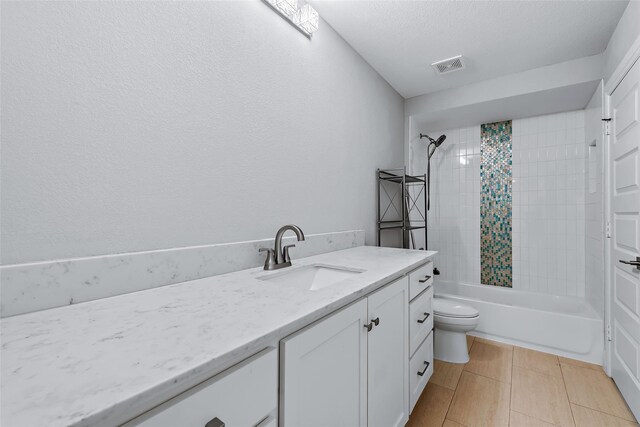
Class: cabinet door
367,276,409,427
280,299,368,427
125,348,277,427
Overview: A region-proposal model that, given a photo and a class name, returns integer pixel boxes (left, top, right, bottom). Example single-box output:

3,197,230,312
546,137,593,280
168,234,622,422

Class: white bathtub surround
584,83,605,316
0,246,435,427
512,110,587,296
413,110,589,298
436,281,603,364
0,230,364,318
409,127,481,284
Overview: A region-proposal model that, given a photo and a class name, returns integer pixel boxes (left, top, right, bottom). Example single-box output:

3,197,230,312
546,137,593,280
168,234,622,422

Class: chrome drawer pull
417,312,430,324
418,275,431,283
417,361,430,376
205,417,225,427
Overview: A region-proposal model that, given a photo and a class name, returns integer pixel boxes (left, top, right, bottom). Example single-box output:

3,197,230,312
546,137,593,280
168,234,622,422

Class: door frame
603,35,640,376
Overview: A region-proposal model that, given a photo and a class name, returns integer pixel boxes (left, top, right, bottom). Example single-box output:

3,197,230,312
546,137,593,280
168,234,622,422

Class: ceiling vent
432,55,465,75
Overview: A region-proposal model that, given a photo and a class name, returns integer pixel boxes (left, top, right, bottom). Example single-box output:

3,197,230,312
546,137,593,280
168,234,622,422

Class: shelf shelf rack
376,167,427,249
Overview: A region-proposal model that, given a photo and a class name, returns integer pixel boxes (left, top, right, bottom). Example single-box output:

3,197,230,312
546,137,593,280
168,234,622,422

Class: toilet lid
433,298,479,318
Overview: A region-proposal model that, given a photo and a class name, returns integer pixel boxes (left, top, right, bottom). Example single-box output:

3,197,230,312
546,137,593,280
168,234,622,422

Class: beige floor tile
558,357,602,371
511,366,574,427
510,411,557,426
562,364,636,422
571,404,639,427
464,340,513,383
407,383,455,427
513,347,562,378
443,420,465,427
447,371,510,426
467,335,475,351
430,359,465,390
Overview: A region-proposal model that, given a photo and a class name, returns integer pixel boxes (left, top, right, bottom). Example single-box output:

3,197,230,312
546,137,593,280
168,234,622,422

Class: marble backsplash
0,230,365,318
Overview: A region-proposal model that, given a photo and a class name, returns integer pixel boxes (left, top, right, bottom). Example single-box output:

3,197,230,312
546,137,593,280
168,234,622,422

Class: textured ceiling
309,0,629,98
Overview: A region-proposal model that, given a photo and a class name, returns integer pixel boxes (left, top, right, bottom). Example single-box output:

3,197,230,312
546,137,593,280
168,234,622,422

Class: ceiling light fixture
293,4,319,35
263,0,319,38
269,0,298,18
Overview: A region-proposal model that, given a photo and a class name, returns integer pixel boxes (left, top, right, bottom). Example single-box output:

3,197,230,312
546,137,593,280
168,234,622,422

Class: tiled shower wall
585,143,603,313
584,88,605,315
480,121,513,287
412,110,588,298
410,127,481,285
511,111,586,296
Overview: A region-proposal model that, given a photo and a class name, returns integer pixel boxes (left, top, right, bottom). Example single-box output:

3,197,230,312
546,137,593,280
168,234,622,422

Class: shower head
419,133,447,147
433,134,446,147
420,133,447,159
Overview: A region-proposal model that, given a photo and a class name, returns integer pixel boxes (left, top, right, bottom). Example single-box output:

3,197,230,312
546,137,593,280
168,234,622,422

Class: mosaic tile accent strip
480,120,513,287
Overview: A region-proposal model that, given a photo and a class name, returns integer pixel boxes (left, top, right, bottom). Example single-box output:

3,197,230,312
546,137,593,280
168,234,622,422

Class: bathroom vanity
0,246,435,427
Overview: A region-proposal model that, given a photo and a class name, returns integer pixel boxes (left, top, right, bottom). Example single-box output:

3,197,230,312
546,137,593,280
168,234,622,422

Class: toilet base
434,329,470,364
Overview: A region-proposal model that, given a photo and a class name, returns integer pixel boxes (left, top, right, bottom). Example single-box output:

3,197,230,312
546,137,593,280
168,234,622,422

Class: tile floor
407,336,638,427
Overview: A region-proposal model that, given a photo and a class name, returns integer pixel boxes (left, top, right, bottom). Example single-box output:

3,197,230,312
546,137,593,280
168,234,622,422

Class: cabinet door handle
205,417,225,427
372,317,380,326
419,275,432,283
417,312,430,324
417,361,430,376
364,322,373,332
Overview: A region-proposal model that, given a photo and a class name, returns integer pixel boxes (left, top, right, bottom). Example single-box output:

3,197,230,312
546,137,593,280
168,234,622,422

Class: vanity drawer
409,285,433,357
125,348,277,427
409,331,433,413
409,261,433,301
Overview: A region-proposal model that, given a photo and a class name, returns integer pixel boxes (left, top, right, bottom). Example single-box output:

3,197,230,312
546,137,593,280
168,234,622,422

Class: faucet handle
259,248,277,270
283,244,296,263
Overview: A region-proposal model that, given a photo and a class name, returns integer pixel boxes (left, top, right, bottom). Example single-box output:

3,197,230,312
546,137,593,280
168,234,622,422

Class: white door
609,57,640,421
367,276,409,427
279,299,368,427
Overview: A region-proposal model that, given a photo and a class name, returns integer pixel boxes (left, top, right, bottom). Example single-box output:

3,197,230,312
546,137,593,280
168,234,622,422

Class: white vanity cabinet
367,276,409,427
408,263,435,412
280,276,409,427
124,348,278,427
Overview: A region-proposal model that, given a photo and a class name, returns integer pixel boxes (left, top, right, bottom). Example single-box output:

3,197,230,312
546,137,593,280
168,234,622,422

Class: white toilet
433,298,480,364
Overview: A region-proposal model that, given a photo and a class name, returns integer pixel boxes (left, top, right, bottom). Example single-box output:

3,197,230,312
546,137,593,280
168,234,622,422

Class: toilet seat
434,313,479,327
433,298,479,318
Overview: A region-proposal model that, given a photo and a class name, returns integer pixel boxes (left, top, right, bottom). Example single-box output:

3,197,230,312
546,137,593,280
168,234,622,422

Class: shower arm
419,133,446,212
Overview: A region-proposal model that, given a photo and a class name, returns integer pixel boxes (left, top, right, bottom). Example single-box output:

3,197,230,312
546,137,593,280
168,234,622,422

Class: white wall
584,82,605,316
0,1,404,265
405,55,603,121
603,1,640,83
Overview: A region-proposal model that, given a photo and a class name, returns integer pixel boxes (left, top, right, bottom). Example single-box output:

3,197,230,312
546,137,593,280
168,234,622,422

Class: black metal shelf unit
376,167,427,249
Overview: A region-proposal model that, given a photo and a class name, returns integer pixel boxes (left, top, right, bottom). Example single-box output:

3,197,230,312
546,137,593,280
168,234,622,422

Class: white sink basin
257,264,364,291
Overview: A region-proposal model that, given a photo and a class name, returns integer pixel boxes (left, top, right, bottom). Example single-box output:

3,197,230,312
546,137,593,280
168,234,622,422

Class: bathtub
435,281,604,364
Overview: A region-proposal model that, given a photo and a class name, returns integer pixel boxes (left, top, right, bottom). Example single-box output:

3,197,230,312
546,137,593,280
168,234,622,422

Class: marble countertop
1,246,435,427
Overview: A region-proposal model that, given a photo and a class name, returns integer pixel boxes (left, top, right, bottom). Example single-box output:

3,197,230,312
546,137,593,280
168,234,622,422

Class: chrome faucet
260,224,305,270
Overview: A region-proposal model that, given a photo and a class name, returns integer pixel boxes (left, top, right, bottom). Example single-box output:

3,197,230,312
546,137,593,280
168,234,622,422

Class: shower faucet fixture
419,133,447,212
